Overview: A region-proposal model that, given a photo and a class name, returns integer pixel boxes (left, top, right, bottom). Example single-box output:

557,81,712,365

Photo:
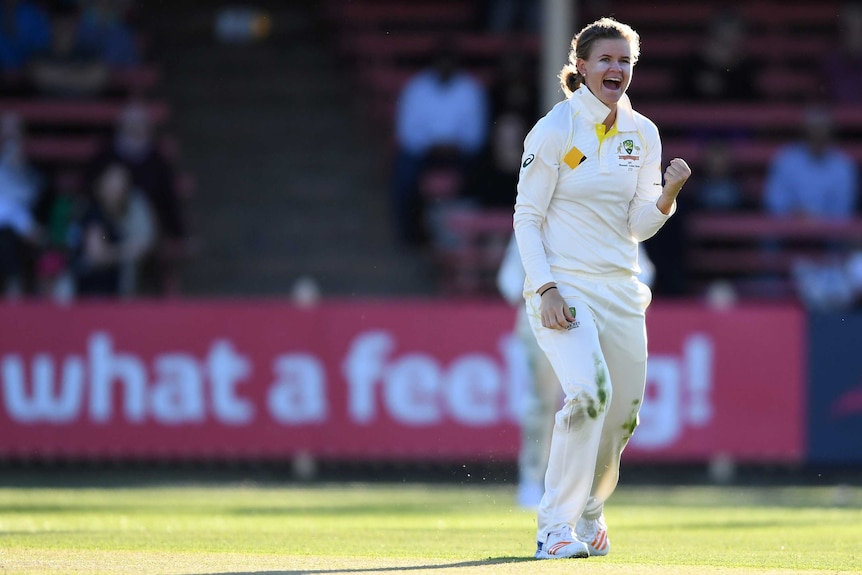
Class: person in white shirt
391,43,487,243
764,105,857,220
513,18,690,559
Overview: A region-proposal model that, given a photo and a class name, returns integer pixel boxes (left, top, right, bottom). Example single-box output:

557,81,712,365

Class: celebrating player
513,17,690,559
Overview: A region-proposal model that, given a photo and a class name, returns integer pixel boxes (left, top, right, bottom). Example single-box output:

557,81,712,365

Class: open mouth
603,78,622,90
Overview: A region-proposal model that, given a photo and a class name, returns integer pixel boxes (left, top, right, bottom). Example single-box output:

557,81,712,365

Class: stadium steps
141,1,435,297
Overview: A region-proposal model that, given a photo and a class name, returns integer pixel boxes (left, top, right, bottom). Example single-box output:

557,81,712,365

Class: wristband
539,285,558,296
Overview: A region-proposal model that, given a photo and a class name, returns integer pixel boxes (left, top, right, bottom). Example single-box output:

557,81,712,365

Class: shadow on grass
182,556,533,575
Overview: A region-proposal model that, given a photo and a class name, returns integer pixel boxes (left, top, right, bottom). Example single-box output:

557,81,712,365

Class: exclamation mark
685,334,713,426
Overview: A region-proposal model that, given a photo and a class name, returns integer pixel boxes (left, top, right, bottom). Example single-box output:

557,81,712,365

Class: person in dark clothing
87,100,188,294
88,101,185,239
73,162,153,296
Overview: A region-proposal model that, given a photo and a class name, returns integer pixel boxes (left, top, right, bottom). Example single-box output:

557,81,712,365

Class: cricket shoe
576,514,610,556
534,526,589,559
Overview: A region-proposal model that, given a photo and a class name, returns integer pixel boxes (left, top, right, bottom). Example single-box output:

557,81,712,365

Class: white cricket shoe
576,514,610,556
534,526,589,559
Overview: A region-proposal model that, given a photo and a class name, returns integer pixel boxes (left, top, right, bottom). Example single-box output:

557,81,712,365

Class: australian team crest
617,139,641,168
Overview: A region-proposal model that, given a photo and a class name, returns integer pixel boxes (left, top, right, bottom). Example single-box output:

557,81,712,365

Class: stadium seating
0,99,170,128
0,9,194,299
686,215,862,296
325,0,862,299
1,66,162,95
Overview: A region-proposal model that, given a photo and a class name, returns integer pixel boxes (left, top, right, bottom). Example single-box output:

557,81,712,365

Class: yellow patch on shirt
563,146,586,169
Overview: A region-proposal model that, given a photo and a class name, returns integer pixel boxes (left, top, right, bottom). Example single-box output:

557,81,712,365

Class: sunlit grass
1,483,860,574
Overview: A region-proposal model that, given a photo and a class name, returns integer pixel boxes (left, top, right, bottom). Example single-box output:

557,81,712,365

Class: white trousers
515,306,560,486
525,272,651,542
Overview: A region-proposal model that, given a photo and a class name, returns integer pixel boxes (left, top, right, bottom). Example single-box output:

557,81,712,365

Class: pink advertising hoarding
0,300,805,462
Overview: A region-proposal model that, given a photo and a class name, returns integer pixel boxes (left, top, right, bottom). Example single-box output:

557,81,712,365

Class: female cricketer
513,17,691,559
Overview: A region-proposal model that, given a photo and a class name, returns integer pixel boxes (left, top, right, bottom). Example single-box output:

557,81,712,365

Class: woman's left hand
658,158,691,214
663,158,691,196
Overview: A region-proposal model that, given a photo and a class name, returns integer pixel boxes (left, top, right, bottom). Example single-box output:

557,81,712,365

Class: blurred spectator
87,100,188,293
28,4,107,97
764,105,857,220
0,112,43,298
674,9,759,102
392,41,488,244
792,255,859,310
34,171,79,300
468,49,537,208
76,0,139,68
0,0,51,72
820,1,862,103
764,106,859,308
691,139,747,212
71,162,154,297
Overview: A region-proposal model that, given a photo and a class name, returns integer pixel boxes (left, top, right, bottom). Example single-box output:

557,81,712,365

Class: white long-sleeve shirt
513,85,673,291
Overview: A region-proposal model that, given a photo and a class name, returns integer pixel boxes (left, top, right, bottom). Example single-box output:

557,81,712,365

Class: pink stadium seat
25,136,100,162
1,66,161,92
345,32,538,63
640,34,831,61
328,1,474,27
630,68,819,99
638,103,862,130
686,215,862,278
0,100,170,126
688,214,862,241
435,209,512,296
615,1,840,27
687,249,802,274
664,140,862,169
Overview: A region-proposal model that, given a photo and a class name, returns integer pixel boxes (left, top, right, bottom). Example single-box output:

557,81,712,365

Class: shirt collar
568,84,636,132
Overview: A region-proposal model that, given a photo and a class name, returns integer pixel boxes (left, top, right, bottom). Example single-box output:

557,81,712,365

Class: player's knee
556,388,606,432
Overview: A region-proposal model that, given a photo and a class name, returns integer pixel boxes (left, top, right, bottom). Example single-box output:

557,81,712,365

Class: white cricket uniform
513,84,673,543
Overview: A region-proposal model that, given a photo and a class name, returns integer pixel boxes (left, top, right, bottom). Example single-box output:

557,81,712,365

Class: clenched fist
664,158,691,192
658,157,691,214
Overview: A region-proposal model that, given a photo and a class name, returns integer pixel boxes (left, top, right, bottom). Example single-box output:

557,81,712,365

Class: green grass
1,483,861,574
